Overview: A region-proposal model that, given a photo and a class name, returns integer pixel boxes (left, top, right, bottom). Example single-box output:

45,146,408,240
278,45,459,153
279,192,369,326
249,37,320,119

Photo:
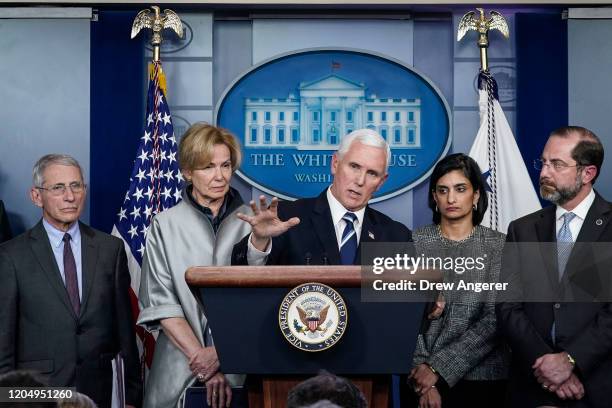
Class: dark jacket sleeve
231,234,250,265
0,245,17,373
564,305,612,375
114,242,143,407
0,201,12,244
495,221,553,368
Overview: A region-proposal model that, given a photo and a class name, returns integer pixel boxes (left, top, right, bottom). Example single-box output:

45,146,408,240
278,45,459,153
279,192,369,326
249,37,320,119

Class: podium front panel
197,287,424,375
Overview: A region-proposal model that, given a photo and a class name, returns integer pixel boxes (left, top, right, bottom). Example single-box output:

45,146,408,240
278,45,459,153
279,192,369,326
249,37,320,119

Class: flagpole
458,9,540,233
113,4,185,389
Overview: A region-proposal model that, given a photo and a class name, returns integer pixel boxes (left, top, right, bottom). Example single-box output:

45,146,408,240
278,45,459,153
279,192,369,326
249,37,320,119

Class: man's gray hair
337,128,391,174
32,154,84,187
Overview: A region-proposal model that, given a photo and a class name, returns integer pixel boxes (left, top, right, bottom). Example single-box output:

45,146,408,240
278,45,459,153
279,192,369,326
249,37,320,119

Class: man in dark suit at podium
232,128,412,266
497,126,612,408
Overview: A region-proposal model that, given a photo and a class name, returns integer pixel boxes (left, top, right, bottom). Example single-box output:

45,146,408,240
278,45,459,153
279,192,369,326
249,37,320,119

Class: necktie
63,233,80,315
557,212,577,280
340,212,357,265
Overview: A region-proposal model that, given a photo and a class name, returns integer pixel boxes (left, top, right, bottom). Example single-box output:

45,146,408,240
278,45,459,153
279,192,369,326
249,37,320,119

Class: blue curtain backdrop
90,10,145,233
516,11,568,205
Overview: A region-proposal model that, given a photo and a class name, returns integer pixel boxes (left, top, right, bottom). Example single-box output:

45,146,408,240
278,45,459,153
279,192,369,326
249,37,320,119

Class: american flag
112,61,184,371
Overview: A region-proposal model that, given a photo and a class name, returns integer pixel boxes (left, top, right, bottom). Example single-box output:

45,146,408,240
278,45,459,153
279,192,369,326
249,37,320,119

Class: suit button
76,326,83,335
554,303,561,309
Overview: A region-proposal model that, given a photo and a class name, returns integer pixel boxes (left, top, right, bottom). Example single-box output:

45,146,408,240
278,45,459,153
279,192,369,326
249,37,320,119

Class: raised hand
236,195,300,251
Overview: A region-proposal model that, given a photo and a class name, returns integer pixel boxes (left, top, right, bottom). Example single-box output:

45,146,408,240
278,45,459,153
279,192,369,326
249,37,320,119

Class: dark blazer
496,192,612,408
0,221,142,408
232,189,412,265
0,200,12,244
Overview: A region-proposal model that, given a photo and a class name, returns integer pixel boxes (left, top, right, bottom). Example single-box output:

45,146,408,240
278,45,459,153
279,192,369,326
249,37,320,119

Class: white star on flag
133,187,144,202
130,206,141,219
168,151,177,165
137,149,149,164
162,112,171,125
135,168,146,183
117,208,127,221
141,131,152,145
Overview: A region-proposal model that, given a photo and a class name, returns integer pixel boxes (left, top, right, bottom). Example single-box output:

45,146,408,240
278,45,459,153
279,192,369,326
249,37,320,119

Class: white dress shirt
42,218,83,299
326,187,365,247
555,188,596,242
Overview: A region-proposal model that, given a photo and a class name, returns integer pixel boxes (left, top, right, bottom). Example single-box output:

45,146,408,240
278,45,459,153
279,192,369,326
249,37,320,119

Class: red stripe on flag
129,288,156,368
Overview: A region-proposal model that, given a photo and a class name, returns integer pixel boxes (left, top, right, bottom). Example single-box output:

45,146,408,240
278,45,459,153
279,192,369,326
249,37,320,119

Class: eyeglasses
533,159,582,172
37,182,86,196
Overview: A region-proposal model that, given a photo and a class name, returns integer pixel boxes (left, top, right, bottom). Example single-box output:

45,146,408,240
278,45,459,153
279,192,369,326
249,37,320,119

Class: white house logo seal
279,283,348,352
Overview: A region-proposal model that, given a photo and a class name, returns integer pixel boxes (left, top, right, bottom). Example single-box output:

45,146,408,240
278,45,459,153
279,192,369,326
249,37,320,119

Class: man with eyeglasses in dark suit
0,154,142,408
497,126,612,408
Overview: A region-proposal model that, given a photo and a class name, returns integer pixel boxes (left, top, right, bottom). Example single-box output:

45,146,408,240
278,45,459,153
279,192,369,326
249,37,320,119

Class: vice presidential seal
278,283,348,352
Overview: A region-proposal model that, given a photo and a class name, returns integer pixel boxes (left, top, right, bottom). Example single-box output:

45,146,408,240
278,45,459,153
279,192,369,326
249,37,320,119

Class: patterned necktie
340,212,358,265
557,212,577,280
63,233,80,315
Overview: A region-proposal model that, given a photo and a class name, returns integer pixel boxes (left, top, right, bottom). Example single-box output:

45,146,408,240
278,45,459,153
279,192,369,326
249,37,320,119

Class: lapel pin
368,231,375,240
596,218,603,226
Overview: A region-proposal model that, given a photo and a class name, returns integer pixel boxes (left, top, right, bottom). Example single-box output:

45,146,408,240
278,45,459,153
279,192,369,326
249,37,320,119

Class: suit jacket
496,192,612,408
0,221,142,408
232,189,412,265
0,200,12,244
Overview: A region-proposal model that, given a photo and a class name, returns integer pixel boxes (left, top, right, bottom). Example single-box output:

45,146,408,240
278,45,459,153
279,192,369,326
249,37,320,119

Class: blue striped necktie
552,211,577,343
340,212,357,265
557,212,577,280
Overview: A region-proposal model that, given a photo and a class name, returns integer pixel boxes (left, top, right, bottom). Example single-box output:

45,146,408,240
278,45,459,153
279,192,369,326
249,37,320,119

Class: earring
435,205,439,212
473,203,477,211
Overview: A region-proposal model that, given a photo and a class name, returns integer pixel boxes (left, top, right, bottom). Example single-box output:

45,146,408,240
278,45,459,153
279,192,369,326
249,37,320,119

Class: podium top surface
186,265,363,288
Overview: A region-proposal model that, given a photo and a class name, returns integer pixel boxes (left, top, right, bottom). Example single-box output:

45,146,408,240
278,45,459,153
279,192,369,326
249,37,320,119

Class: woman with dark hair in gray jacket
407,153,508,408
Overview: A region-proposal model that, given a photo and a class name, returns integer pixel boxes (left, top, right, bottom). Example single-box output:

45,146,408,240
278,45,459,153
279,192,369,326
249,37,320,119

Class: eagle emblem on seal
297,304,330,333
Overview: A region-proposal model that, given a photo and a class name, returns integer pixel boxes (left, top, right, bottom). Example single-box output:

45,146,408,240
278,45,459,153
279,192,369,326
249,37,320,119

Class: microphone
321,253,329,265
304,252,312,265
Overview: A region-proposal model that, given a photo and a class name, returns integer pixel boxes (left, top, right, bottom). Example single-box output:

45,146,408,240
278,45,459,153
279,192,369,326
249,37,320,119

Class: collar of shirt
555,188,595,240
42,217,83,298
42,218,81,249
186,185,243,233
326,187,366,246
556,188,595,222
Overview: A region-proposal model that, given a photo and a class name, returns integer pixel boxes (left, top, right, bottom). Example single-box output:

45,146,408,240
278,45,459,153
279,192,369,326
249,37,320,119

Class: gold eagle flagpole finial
131,5,184,63
457,8,509,72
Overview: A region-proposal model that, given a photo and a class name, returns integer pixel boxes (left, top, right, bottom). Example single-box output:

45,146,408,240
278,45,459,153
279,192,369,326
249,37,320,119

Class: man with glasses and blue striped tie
497,126,612,408
232,128,412,267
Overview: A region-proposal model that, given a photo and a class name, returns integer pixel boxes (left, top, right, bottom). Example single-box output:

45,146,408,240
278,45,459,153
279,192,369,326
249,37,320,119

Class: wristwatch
566,352,576,367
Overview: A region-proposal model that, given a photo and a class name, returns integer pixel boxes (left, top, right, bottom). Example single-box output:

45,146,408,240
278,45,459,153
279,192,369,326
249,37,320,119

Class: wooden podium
186,265,429,407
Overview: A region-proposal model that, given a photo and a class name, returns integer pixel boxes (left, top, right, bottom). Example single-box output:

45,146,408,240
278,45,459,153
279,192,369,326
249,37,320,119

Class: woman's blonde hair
178,122,242,172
